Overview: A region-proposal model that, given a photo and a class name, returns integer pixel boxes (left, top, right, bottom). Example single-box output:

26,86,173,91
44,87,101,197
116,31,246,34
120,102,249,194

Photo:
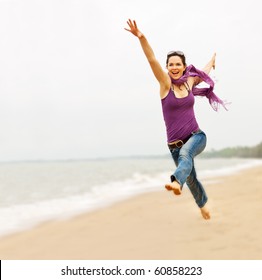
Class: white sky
0,0,261,161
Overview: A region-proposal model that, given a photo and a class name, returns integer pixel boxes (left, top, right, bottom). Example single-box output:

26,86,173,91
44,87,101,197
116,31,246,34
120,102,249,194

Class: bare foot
200,206,211,220
165,181,182,195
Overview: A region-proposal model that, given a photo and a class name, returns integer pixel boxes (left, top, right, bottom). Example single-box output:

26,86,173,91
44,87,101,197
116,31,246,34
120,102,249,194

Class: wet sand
0,166,262,260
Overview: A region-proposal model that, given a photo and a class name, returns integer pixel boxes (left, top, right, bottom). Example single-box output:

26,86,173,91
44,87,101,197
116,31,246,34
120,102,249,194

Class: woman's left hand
212,53,216,69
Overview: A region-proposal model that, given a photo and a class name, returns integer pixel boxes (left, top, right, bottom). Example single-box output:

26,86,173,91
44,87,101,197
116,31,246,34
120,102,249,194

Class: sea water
0,157,261,237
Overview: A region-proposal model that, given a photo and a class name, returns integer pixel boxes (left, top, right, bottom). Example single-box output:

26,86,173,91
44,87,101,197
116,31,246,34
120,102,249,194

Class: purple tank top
161,87,199,143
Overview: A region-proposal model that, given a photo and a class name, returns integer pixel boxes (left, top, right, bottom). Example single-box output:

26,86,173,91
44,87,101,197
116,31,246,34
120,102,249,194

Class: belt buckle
175,140,184,148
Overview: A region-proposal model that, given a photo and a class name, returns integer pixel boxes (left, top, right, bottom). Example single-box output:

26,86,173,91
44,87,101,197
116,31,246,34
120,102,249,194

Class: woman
125,19,227,220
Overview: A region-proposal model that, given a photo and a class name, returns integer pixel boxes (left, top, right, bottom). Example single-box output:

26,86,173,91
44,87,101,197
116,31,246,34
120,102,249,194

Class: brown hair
166,51,186,66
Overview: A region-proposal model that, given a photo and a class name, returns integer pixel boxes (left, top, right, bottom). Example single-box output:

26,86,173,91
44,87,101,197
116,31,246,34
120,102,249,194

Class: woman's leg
186,163,210,219
165,131,210,219
165,148,182,195
171,131,207,187
186,162,207,208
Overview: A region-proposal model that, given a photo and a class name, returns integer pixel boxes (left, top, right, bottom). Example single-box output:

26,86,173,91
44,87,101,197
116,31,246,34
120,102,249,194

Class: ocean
0,156,262,237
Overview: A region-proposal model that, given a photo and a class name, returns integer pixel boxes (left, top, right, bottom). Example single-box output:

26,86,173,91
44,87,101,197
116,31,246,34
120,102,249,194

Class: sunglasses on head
167,51,185,57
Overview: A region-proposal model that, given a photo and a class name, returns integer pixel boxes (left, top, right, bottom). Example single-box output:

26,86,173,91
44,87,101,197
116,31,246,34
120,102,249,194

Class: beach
0,165,262,260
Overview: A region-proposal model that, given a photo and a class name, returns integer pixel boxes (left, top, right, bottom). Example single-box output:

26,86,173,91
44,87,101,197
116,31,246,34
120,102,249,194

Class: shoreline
0,166,262,259
1,158,261,239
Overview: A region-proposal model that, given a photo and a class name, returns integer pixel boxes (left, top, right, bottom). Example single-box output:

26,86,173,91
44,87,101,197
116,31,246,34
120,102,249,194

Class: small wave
199,158,262,178
0,171,169,237
1,158,261,237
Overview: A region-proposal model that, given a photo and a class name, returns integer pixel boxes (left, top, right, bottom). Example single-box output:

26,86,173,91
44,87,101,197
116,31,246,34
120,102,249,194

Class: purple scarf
169,64,228,111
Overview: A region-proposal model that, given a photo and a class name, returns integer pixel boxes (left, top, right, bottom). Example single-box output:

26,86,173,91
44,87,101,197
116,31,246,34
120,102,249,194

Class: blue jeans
168,130,208,208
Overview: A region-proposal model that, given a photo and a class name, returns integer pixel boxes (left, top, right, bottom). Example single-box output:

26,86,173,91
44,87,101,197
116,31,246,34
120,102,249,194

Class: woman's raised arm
125,19,169,88
192,53,216,86
202,53,216,74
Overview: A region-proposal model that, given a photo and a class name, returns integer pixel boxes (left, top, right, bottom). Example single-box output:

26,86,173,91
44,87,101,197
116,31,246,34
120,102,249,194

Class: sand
0,166,262,260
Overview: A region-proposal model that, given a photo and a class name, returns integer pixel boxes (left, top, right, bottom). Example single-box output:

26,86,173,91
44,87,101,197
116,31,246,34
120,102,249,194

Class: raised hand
124,19,143,38
212,53,216,69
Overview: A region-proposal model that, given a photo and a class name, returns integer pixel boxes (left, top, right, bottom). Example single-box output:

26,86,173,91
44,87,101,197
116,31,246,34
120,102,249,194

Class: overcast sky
0,0,261,161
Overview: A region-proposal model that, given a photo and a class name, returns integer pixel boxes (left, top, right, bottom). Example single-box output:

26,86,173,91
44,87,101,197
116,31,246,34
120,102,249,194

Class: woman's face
166,55,186,80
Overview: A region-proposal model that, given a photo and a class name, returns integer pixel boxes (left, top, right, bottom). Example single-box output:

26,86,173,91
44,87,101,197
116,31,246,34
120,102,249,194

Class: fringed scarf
169,64,229,111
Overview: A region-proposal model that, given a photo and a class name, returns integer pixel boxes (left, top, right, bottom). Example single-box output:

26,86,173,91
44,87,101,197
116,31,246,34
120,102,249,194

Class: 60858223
154,266,202,276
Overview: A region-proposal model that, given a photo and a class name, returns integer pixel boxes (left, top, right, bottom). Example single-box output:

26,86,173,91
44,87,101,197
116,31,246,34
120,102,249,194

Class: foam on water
0,158,261,237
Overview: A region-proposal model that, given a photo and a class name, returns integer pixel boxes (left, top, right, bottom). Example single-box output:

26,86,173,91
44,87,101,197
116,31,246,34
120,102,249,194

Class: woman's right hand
124,19,143,38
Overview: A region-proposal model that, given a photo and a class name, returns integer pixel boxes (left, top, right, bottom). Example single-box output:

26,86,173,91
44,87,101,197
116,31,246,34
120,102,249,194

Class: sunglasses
167,51,185,57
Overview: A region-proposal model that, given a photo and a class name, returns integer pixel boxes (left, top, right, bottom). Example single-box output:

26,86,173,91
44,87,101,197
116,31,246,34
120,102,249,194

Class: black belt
168,129,202,149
